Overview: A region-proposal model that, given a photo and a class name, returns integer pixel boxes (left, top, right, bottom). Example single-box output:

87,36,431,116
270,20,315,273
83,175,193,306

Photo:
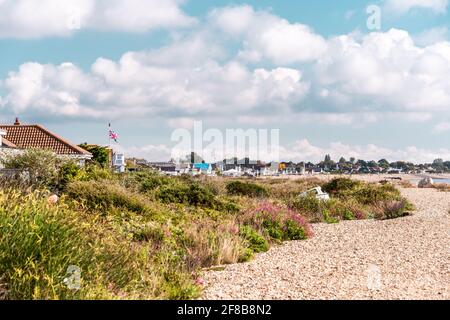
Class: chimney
14,117,21,126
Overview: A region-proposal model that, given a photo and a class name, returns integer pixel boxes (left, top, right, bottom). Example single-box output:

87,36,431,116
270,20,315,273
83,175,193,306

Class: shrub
226,181,268,198
432,184,450,192
158,183,218,208
1,149,58,188
239,226,269,253
66,180,151,214
322,178,361,196
351,183,401,205
58,161,81,188
374,199,410,220
322,178,402,205
79,165,113,181
290,195,321,213
140,175,172,192
241,202,313,242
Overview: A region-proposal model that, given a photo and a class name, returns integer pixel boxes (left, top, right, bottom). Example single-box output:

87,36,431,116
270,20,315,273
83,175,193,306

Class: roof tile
0,124,91,156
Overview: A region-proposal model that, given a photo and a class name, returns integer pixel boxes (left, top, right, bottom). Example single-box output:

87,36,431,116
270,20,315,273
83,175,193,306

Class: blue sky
0,0,449,162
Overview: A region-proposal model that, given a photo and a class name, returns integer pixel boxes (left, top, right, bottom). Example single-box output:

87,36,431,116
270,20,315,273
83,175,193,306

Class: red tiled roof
0,124,91,156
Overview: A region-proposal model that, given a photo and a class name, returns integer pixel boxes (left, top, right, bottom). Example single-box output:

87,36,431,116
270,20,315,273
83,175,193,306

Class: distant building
193,163,212,175
112,153,126,173
148,162,177,173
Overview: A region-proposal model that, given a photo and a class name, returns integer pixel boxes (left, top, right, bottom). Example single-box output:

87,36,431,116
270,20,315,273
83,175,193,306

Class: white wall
0,129,5,146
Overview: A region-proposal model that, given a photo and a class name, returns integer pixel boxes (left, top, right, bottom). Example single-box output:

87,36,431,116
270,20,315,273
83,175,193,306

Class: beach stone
47,194,59,204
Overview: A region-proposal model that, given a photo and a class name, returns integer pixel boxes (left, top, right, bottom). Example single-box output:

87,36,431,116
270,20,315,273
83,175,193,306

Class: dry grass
432,183,450,192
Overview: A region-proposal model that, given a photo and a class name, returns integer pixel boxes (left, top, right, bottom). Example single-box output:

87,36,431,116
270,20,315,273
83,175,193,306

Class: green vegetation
78,144,110,167
226,181,268,198
287,178,410,222
0,151,413,300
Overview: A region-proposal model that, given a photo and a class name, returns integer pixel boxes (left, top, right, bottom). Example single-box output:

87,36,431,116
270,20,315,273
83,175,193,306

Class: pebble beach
202,177,450,300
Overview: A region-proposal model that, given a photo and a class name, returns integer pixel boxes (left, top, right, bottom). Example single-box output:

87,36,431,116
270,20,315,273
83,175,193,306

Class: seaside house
0,118,92,166
112,153,126,173
148,161,177,174
193,163,213,175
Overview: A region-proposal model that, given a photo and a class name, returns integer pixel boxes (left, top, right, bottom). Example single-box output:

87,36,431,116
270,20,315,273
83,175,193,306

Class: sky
0,0,450,163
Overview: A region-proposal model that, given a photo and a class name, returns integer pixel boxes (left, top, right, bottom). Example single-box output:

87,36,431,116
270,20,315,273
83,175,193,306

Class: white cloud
384,0,448,14
1,4,450,138
0,0,195,38
1,51,309,120
210,5,327,64
433,121,450,133
314,29,450,114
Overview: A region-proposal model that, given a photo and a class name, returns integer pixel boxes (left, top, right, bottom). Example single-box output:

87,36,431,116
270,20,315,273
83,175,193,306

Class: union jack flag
109,123,119,143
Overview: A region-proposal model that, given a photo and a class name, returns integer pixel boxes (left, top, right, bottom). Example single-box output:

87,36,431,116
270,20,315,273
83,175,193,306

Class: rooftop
0,118,91,156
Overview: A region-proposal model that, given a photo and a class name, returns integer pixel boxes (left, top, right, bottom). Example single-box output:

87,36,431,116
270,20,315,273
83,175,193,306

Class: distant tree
378,159,390,168
349,157,356,164
444,161,450,170
432,158,445,171
367,160,378,168
79,143,109,167
339,157,347,164
356,159,367,167
324,154,332,163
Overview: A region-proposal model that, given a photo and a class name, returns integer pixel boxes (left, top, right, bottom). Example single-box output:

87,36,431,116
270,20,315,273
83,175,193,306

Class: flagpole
108,123,111,149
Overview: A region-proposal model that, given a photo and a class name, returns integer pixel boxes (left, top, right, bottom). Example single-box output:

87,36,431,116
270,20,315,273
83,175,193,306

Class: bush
353,184,401,205
140,175,171,192
322,178,361,195
322,178,402,205
58,161,81,188
374,199,410,220
66,180,151,214
226,181,268,198
241,202,313,242
239,226,269,253
158,183,218,208
290,196,321,215
1,149,58,188
79,165,113,181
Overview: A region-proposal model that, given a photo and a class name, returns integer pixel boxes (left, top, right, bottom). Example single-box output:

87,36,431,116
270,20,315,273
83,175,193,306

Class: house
193,163,213,175
0,118,92,165
222,167,243,177
148,162,177,174
112,153,126,173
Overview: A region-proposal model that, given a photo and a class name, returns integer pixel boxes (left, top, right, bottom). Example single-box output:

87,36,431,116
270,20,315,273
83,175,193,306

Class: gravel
202,188,450,300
